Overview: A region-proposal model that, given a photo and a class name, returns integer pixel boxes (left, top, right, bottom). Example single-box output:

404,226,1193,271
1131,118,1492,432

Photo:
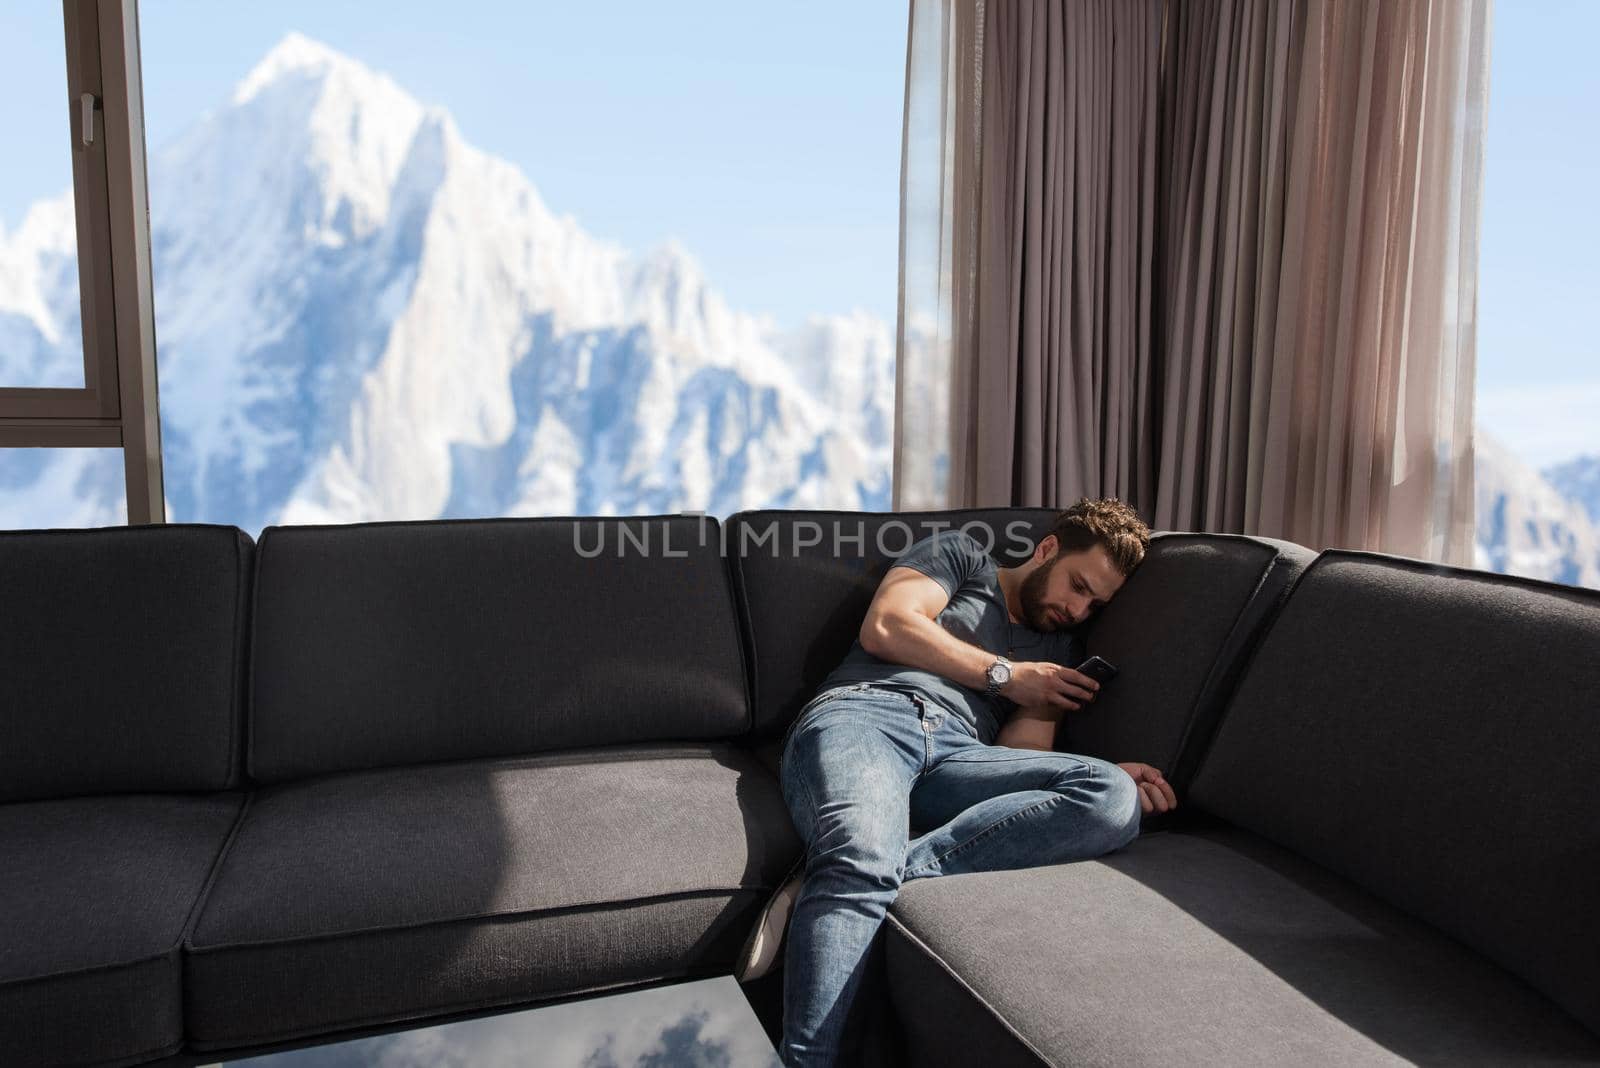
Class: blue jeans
777,683,1142,1067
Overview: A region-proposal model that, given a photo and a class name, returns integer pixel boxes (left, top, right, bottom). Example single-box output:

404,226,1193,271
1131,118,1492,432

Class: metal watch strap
985,656,1012,697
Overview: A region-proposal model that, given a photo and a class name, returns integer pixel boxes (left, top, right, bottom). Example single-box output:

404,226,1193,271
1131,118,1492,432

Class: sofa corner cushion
1189,551,1600,1037
885,828,1600,1065
184,743,802,1047
0,792,244,1068
1058,532,1313,783
249,516,750,783
0,524,252,802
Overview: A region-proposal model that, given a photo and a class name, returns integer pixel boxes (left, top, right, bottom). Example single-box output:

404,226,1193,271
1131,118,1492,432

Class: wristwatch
984,656,1013,698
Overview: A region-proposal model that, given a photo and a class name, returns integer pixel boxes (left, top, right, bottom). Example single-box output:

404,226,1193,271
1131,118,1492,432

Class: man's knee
1059,757,1141,851
1099,763,1142,849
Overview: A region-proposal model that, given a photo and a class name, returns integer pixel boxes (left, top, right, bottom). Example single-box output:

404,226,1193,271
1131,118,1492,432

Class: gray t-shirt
815,531,1081,743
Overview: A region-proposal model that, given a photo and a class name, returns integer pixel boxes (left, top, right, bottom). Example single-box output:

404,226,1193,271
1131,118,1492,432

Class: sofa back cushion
729,509,1059,738
1190,551,1600,1036
0,524,252,801
1060,534,1313,785
249,516,748,783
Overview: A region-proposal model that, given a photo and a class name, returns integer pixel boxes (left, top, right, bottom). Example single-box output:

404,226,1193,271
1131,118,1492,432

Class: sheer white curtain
892,0,983,511
895,0,1492,564
1212,0,1491,562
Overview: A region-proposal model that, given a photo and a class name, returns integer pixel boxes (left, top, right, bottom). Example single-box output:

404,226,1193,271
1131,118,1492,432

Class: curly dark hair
1048,497,1151,577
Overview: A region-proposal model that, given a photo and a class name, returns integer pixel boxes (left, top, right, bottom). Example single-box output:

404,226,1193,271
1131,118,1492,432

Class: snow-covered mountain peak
1475,430,1600,587
234,32,381,106
635,239,703,292
627,239,720,342
0,190,76,346
2,191,74,254
216,34,427,243
1545,453,1600,525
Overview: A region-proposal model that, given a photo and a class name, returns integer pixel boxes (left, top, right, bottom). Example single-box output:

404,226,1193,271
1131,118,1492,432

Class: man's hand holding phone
1003,658,1110,711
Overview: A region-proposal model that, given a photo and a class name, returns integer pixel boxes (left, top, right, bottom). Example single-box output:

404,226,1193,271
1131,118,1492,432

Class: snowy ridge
1473,432,1600,588
1544,454,1600,527
0,192,79,385
0,35,895,532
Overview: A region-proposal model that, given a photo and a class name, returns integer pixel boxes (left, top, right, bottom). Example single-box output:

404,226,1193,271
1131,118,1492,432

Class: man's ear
1034,533,1060,566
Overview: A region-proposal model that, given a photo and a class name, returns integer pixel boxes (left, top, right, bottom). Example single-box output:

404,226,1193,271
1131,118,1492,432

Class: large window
1473,0,1600,591
0,2,905,534
19,1,1590,588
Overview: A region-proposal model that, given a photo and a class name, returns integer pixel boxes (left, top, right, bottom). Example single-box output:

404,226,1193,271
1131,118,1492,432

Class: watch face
990,661,1011,685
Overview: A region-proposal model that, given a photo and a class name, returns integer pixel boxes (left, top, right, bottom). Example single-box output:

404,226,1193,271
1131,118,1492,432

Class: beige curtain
967,0,1164,511
896,0,1492,564
895,0,1164,512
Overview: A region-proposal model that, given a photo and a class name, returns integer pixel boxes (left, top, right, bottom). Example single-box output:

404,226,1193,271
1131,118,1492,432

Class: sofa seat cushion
184,743,802,1049
0,793,243,1068
884,827,1600,1067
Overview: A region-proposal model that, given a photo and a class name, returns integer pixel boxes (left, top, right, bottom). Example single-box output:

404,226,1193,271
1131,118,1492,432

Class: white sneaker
735,858,806,983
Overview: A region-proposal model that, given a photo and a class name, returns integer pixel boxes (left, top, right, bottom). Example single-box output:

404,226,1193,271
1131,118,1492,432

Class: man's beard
1019,559,1064,631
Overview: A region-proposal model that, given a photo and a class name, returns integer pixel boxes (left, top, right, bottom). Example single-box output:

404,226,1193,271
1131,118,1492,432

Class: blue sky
2,2,1595,463
0,2,906,331
1473,0,1600,465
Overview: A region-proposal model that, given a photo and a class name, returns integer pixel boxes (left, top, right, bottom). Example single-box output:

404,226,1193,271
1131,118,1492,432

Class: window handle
80,93,96,147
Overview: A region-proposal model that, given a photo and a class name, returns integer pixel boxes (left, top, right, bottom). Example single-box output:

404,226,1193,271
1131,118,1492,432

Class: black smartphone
1074,655,1120,684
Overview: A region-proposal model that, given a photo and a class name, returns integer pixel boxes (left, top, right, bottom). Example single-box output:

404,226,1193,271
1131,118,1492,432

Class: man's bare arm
859,567,1099,715
858,567,992,690
993,704,1060,751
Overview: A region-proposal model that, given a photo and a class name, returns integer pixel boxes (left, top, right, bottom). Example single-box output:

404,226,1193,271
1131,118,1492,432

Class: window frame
0,0,163,524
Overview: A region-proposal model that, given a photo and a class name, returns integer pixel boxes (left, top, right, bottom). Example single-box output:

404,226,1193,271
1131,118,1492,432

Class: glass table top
206,977,780,1067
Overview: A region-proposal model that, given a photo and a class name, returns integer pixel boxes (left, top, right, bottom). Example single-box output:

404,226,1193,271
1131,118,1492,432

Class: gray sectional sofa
2,510,1597,1067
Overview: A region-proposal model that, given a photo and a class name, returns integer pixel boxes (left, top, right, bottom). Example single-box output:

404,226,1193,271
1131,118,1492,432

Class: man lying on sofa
738,498,1177,1067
